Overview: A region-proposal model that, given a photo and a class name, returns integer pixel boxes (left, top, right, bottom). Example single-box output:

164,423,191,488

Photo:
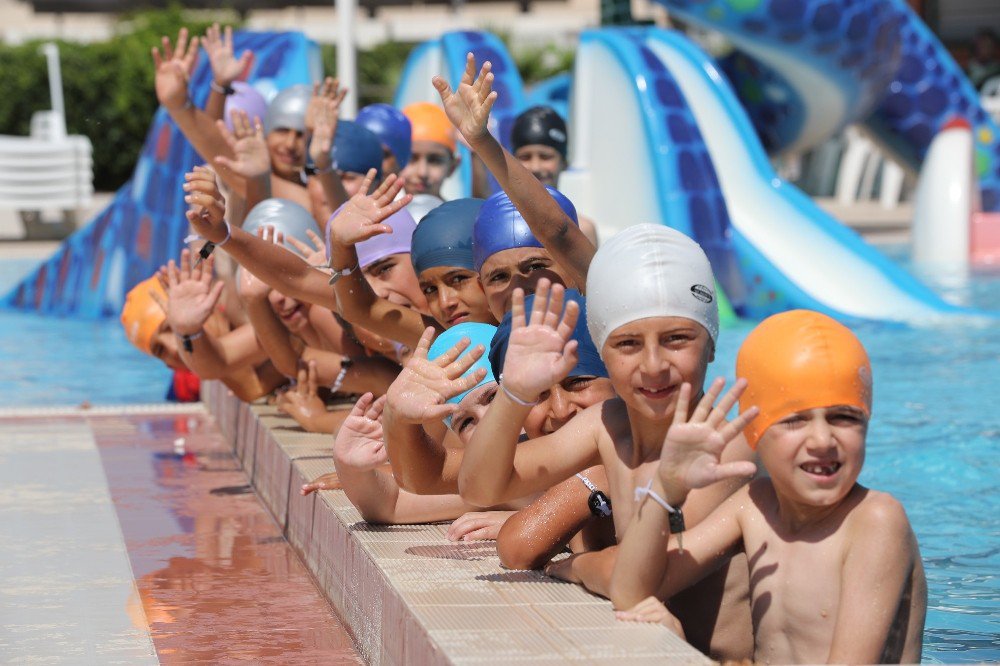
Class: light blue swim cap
264,84,311,134
411,198,484,276
242,198,320,254
429,322,498,425
331,120,383,180
473,186,578,272
357,103,412,169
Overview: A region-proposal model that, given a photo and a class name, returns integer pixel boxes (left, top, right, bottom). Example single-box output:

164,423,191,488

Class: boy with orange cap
609,309,927,664
401,102,459,200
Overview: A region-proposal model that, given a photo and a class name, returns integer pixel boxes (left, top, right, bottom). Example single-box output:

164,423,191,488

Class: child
610,309,927,664
401,102,458,199
357,103,412,177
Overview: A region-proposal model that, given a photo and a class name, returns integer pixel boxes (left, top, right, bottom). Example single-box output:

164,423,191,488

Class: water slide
3,32,319,318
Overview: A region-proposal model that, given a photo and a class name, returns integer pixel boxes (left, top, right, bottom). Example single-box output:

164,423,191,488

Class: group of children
121,25,927,663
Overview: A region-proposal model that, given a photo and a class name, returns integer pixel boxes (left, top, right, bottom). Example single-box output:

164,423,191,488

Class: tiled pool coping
202,381,711,665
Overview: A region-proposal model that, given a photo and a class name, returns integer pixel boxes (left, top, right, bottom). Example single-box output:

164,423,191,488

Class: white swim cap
586,224,719,352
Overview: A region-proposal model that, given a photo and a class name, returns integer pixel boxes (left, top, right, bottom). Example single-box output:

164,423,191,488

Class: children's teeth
802,463,840,475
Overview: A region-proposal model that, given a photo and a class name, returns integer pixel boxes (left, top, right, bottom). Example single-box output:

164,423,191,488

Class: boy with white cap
454,224,756,659
610,310,927,663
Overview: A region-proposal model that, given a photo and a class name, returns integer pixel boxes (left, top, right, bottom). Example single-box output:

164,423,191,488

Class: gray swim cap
264,84,311,134
586,224,719,352
242,198,320,254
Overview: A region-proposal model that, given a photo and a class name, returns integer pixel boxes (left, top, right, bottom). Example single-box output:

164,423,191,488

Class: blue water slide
394,31,525,198
638,27,966,321
3,31,319,318
524,73,572,121
655,0,1000,212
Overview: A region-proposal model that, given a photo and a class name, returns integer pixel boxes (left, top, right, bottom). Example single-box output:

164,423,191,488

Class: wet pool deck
202,382,710,665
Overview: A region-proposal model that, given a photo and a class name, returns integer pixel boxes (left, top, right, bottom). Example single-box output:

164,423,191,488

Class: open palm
165,248,223,335
329,171,410,247
334,393,389,471
434,53,496,144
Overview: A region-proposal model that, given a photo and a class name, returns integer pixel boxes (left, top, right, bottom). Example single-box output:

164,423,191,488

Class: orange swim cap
403,102,456,152
120,276,167,356
736,310,872,449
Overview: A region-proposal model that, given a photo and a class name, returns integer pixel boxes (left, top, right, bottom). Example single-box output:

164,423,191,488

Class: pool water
1,250,998,662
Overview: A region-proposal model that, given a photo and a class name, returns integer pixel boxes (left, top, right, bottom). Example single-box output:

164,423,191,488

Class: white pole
336,0,358,117
40,42,67,138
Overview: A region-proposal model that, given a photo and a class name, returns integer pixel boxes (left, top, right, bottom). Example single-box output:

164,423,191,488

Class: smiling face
401,141,456,198
449,381,499,445
479,247,573,321
523,375,616,439
418,266,494,328
362,252,429,312
266,128,306,180
600,316,714,422
514,144,565,188
267,289,310,333
757,405,867,509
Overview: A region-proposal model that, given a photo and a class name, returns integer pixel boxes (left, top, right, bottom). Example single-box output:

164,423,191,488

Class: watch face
588,490,613,518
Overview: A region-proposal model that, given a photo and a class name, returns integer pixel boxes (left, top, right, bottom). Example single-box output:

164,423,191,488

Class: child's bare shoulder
847,488,913,539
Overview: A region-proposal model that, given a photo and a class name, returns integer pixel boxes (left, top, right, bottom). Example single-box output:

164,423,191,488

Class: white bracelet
330,357,353,394
184,221,231,248
634,479,680,514
576,473,598,492
498,375,539,407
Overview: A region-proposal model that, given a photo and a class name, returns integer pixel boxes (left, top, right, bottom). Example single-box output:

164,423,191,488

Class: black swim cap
511,106,568,159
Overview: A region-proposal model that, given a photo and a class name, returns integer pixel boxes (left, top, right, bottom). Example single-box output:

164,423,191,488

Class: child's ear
707,340,716,364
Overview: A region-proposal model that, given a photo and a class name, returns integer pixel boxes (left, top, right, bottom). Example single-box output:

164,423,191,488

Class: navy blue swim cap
489,289,607,383
357,103,412,169
330,120,383,180
473,187,578,272
511,106,568,159
411,198,484,276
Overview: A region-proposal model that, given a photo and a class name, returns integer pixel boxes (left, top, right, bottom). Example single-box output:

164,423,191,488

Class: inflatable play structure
6,0,998,322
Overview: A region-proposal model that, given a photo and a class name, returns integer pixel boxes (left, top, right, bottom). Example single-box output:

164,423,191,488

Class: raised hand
386,327,487,424
615,596,686,637
447,511,515,542
164,248,224,336
308,86,348,171
433,53,496,145
183,166,228,243
215,109,270,180
286,229,329,268
152,27,200,111
500,279,579,405
327,170,412,248
305,77,348,134
657,378,758,493
202,23,252,88
332,392,389,470
277,361,330,432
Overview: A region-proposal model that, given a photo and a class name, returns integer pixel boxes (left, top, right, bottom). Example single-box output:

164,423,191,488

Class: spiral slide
562,27,967,322
3,32,320,318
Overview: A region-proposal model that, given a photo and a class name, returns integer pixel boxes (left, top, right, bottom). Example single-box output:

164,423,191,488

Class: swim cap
403,102,456,152
736,310,872,449
411,198,484,275
224,81,269,132
489,289,607,383
242,198,320,254
353,206,418,269
264,84,311,134
357,103,412,169
586,224,719,351
121,276,167,356
473,187,578,271
407,193,444,222
330,119,383,179
511,106,568,159
428,322,498,425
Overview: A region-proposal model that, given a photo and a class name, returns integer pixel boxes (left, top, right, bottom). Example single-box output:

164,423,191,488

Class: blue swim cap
411,198,484,276
330,120,383,180
489,289,607,383
357,103,412,169
472,186,578,272
429,322,498,425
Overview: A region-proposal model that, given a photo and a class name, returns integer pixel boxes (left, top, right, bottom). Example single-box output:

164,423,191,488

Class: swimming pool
0,250,997,662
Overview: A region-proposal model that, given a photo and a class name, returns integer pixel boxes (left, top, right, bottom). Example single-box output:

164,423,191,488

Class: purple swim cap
326,204,418,269
472,186,578,271
224,82,269,132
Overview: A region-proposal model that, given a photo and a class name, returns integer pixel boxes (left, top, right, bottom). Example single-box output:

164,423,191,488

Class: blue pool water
1,249,997,662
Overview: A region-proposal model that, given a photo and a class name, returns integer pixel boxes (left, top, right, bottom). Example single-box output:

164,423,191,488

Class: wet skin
478,247,574,321
362,252,430,313
418,266,495,328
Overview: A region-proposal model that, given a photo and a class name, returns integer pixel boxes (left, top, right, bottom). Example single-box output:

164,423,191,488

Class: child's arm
446,511,516,542
325,172,438,349
609,379,757,610
201,23,252,123
827,495,923,664
457,281,601,506
545,546,618,598
214,111,272,214
435,55,594,289
497,466,610,570
306,85,352,216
